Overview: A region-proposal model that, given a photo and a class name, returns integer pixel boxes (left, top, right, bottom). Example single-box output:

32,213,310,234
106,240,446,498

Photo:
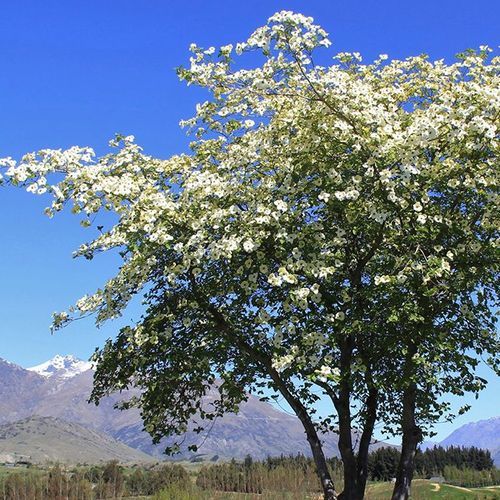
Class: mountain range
0,355,498,465
0,355,349,463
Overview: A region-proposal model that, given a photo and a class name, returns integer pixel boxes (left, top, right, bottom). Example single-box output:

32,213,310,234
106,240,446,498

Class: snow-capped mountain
0,355,354,460
27,354,93,379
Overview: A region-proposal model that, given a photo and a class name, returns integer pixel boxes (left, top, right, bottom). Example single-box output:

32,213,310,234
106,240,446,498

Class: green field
0,465,45,478
365,480,500,499
121,480,500,499
146,480,500,499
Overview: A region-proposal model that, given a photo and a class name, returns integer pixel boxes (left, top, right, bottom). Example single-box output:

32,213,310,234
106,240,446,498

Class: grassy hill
0,416,156,464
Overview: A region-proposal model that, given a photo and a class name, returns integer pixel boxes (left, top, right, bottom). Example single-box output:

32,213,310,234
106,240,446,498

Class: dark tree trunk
336,392,358,500
305,426,338,500
391,382,422,500
334,336,375,500
336,387,378,500
356,387,378,497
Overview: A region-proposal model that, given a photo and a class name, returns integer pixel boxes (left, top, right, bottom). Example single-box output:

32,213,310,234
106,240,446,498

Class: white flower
243,239,257,252
318,192,330,202
278,266,297,284
397,274,407,283
274,200,288,212
440,259,451,272
235,42,246,55
348,189,360,200
319,365,331,377
315,365,340,382
370,209,389,223
374,275,391,285
267,274,283,287
413,202,423,212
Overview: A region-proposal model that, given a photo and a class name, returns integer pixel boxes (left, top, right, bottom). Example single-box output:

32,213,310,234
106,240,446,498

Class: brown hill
0,416,155,464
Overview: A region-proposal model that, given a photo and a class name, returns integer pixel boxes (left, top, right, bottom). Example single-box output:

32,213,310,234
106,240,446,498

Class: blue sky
0,0,498,441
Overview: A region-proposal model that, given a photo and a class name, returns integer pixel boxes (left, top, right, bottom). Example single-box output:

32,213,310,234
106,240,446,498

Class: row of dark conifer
368,445,495,481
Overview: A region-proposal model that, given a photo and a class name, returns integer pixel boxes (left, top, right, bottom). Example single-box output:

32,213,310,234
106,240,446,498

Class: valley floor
120,480,500,499
365,480,500,499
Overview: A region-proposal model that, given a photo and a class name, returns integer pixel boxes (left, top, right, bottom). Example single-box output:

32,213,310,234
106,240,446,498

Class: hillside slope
0,416,155,464
0,359,47,424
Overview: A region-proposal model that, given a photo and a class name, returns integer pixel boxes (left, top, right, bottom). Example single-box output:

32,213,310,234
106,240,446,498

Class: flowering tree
1,11,498,500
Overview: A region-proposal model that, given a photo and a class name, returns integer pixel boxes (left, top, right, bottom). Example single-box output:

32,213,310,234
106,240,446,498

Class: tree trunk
356,387,378,497
335,388,377,500
273,378,337,499
305,427,338,500
391,382,422,500
267,370,337,499
335,336,366,500
336,396,359,500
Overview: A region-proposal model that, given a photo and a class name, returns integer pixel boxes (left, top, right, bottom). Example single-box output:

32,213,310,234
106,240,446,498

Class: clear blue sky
0,0,498,441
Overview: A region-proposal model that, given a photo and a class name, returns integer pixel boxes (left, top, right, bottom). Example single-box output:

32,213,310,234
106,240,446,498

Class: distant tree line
0,461,189,499
0,464,92,500
368,445,495,481
196,453,344,494
123,461,188,497
197,447,497,495
443,465,500,488
0,447,497,499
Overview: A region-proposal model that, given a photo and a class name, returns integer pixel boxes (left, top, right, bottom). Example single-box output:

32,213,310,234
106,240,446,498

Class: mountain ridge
1,355,497,464
1,356,349,460
439,416,500,466
27,354,93,379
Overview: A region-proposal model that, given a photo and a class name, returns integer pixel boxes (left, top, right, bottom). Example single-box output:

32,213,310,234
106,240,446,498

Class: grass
0,465,46,478
153,491,321,499
365,480,500,499
123,480,500,499
150,484,321,499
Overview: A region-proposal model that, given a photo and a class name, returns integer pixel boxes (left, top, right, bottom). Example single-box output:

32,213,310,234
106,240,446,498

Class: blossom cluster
1,12,498,387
